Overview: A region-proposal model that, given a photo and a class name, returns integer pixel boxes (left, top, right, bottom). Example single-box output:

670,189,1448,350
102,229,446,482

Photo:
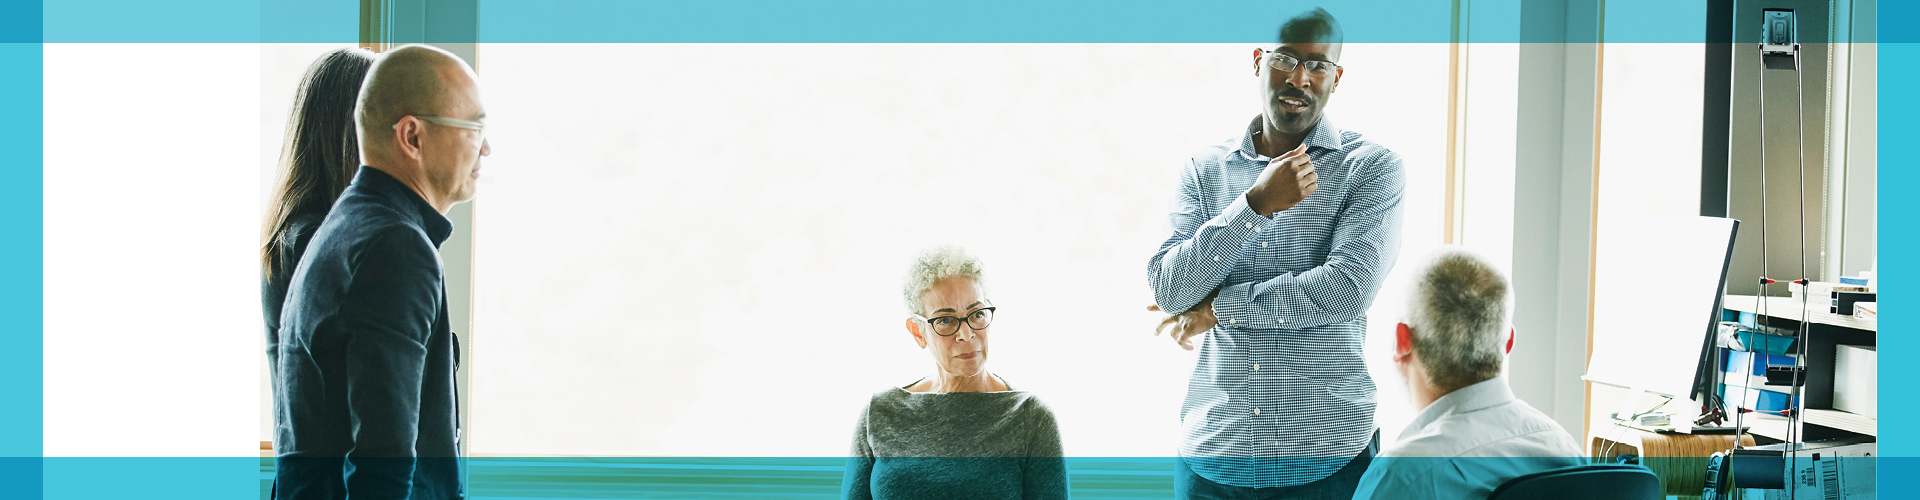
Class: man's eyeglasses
913,306,996,337
396,115,486,136
1262,50,1341,78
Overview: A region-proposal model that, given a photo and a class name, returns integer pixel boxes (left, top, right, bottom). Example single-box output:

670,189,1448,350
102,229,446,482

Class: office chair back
1486,464,1660,500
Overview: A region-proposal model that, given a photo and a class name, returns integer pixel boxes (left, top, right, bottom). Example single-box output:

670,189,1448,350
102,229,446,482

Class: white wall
43,44,263,457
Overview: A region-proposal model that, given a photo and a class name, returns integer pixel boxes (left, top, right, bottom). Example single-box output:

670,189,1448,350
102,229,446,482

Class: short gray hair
1406,248,1510,391
902,246,985,315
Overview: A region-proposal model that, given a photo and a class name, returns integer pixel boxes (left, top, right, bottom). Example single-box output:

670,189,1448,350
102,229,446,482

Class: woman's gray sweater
840,381,1068,499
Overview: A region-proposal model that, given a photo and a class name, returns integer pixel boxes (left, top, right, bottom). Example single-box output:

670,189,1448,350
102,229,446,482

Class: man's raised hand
1245,143,1318,216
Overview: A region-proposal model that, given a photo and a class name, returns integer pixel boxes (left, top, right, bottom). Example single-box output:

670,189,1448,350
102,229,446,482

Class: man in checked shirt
1147,7,1404,499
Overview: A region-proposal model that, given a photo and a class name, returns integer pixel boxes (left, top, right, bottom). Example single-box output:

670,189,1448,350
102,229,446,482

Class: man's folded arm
1149,159,1270,314
1211,151,1405,329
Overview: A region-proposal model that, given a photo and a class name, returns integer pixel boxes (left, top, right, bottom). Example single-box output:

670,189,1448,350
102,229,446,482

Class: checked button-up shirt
1148,115,1404,488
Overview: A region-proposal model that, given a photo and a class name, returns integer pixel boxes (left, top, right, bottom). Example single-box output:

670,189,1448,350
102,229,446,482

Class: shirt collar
1235,114,1342,161
1397,376,1517,441
352,165,455,247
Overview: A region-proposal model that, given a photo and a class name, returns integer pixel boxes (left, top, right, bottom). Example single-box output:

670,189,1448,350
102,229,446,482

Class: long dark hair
261,48,377,275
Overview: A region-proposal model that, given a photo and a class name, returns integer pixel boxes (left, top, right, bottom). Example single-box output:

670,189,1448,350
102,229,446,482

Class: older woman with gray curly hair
840,246,1069,500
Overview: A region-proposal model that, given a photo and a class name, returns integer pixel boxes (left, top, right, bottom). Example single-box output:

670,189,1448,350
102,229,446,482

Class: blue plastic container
1718,383,1796,413
1721,350,1796,377
1737,331,1797,356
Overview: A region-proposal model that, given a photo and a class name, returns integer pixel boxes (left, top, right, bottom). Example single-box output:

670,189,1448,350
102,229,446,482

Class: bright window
469,44,1452,456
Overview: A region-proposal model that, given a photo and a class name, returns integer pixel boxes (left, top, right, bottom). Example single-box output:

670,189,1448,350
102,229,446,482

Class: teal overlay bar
1879,10,1913,500
1880,37,1916,493
0,456,1895,498
42,458,256,499
0,40,42,499
31,0,1873,42
43,0,264,43
1880,9,1916,492
1886,0,1919,42
1605,0,1705,42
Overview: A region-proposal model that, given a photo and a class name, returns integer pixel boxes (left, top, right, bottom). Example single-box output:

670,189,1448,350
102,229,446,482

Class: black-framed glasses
913,306,996,336
1262,50,1340,77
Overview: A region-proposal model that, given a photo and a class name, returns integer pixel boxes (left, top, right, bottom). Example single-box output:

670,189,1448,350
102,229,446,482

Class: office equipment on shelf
1851,302,1874,321
1831,291,1874,316
1721,295,1877,441
1786,280,1866,300
1785,280,1874,316
1723,295,1876,332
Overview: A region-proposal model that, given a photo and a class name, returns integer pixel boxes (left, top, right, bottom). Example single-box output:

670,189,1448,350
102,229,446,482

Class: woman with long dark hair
261,48,376,363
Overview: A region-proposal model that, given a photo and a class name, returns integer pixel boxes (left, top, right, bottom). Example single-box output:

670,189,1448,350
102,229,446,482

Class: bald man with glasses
1147,7,1404,499
273,44,490,500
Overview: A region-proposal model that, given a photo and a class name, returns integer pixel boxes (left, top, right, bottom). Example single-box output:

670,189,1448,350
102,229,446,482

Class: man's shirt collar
1399,375,1517,441
1236,114,1343,162
353,165,455,247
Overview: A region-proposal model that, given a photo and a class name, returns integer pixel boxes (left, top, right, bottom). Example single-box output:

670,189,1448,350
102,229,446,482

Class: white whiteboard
1585,215,1737,400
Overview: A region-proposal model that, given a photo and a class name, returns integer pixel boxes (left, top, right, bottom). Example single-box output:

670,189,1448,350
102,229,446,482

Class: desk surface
1589,427,1754,497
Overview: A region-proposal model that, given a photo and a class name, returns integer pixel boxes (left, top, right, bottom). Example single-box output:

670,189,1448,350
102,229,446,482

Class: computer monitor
1584,216,1740,416
1690,219,1742,414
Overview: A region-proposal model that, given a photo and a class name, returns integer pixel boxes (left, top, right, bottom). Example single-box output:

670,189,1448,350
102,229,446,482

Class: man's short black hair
1277,7,1343,47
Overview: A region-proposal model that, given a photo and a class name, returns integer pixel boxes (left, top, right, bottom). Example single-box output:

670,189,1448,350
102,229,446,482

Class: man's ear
1252,47,1266,76
1506,328,1514,355
393,116,424,161
905,318,928,349
1330,67,1343,92
1394,323,1413,361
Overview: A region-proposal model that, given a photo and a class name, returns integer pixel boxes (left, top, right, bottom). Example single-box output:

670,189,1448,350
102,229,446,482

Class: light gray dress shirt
1351,376,1585,499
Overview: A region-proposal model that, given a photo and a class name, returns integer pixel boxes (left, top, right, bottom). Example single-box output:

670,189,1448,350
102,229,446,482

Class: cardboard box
1759,440,1876,500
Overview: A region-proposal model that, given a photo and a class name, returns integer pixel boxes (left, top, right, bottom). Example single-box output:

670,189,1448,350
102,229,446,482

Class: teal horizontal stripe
37,457,256,500
31,0,1888,42
3,456,1897,498
456,457,1171,499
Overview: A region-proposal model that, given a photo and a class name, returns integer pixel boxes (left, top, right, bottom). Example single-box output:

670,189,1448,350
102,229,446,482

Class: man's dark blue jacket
273,166,463,500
